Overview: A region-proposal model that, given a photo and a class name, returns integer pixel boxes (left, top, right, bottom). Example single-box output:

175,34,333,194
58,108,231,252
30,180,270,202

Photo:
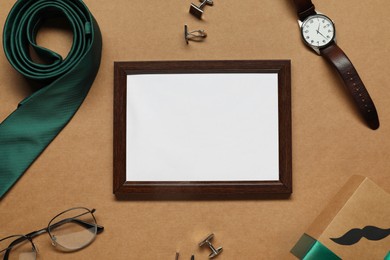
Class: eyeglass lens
47,207,97,251
0,235,36,260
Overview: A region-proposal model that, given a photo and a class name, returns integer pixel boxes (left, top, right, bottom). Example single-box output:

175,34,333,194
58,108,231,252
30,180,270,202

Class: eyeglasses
0,207,104,260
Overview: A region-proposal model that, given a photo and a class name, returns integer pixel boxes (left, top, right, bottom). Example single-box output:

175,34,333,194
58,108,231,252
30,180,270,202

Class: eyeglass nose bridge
24,227,51,249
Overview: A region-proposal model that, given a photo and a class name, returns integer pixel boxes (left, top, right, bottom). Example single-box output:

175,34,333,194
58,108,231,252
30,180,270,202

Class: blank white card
126,73,279,181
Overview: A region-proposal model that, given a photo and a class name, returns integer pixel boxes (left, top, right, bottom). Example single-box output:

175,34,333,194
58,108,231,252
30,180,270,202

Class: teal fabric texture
0,0,102,198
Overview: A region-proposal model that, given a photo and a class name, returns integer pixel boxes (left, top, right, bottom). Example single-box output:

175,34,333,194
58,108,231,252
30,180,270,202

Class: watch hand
316,30,328,40
317,22,320,34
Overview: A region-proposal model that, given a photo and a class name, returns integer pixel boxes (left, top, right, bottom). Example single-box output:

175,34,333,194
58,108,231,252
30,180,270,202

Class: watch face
301,14,335,48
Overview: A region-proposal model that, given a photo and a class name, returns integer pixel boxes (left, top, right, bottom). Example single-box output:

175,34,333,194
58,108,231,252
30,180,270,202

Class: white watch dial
301,14,335,48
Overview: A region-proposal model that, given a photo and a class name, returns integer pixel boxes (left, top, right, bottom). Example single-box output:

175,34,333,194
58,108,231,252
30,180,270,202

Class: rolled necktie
0,0,102,198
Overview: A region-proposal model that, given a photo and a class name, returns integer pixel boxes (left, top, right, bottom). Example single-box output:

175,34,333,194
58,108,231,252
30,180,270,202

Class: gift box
291,175,390,259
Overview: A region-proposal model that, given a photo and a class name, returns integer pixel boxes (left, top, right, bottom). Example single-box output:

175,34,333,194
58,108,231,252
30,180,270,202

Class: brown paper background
0,0,389,259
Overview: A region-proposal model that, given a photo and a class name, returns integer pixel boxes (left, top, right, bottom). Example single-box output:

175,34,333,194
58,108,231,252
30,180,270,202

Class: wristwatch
292,0,380,130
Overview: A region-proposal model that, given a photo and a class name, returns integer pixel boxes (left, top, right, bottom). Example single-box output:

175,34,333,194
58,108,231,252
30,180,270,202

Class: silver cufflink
184,24,207,44
189,0,213,19
199,233,223,259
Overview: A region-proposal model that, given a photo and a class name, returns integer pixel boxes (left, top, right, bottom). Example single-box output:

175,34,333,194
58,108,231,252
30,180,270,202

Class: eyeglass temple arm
6,231,43,245
22,218,103,239
49,218,104,234
48,209,104,234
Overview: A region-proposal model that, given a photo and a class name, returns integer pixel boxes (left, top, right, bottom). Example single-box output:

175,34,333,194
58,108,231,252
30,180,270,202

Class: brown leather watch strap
320,44,380,129
292,0,316,21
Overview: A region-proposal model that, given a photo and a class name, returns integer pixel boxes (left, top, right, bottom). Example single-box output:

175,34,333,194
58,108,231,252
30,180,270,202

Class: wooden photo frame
114,60,291,199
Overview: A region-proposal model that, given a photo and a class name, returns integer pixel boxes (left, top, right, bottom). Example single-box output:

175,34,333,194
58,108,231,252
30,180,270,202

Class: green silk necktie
0,0,102,198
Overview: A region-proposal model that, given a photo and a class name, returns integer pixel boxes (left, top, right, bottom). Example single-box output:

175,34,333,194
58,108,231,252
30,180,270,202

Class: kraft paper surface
1,0,390,259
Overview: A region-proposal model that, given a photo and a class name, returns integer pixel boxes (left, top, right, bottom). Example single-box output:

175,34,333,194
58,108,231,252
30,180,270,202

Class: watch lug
298,10,319,27
311,47,321,55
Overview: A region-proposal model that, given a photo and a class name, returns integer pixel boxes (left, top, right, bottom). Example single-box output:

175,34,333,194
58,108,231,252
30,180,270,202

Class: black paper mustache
331,226,390,246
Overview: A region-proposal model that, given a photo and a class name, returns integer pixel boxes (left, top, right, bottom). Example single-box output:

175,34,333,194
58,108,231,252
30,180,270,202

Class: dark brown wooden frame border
114,60,291,199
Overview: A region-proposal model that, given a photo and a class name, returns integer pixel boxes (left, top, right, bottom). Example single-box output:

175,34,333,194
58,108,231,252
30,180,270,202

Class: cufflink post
184,25,207,44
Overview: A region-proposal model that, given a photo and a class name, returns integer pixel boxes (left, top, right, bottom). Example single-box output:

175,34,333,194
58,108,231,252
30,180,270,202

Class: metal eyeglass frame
0,207,104,259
